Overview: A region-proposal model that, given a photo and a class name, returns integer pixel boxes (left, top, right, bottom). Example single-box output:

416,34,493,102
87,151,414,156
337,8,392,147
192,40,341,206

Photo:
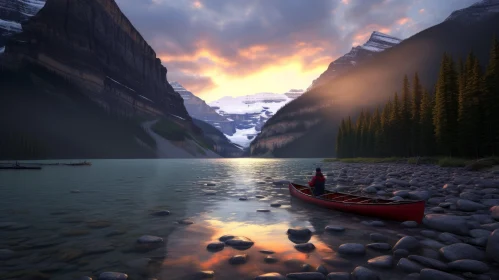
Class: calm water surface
0,159,410,280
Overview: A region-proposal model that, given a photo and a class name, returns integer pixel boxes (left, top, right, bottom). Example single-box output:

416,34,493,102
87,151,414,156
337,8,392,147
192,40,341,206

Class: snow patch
0,19,22,33
106,76,136,92
225,127,258,147
170,114,185,121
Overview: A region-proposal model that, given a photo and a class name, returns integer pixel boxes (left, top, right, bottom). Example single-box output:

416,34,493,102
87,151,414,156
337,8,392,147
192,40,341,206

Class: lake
0,159,434,279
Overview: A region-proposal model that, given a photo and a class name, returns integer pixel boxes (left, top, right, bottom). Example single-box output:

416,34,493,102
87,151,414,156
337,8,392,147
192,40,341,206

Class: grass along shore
324,157,499,169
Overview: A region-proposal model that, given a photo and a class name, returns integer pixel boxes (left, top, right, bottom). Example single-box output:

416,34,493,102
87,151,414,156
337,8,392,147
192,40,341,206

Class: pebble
420,230,437,238
325,225,345,232
440,243,486,261
98,272,128,280
393,236,420,251
408,255,449,271
366,243,392,251
469,229,491,238
403,273,420,280
270,203,281,207
370,233,389,242
257,209,271,212
295,243,316,252
351,266,379,280
224,236,254,250
420,239,445,250
402,221,418,228
423,214,470,236
239,197,248,201
322,256,352,267
151,210,170,216
419,268,464,280
316,265,328,275
393,249,409,257
486,229,499,262
367,255,393,268
256,195,265,198
264,255,279,263
447,259,489,273
397,258,425,273
456,199,486,212
287,227,312,237
338,243,366,255
137,235,163,244
439,232,461,244
219,235,235,242
197,271,215,278
286,272,326,280
255,273,286,280
325,272,350,280
177,219,194,225
491,206,499,220
260,249,275,254
228,254,248,265
206,242,225,251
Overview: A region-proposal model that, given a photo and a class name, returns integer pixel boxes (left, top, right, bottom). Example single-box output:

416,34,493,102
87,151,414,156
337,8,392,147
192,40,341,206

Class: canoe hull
289,183,425,223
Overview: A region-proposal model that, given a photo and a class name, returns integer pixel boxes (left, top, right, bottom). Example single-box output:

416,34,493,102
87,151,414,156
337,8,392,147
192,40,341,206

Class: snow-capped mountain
0,0,45,48
445,0,499,22
209,90,304,147
309,31,402,89
170,82,236,135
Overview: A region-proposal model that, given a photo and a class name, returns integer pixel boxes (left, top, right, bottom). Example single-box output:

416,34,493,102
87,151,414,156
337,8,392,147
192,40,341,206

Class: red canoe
289,183,425,223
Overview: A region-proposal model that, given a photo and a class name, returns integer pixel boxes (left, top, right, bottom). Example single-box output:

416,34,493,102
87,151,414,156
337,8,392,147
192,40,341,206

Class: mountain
250,1,499,158
445,0,499,22
0,0,45,49
0,0,218,159
192,119,244,157
170,81,236,135
309,31,402,89
208,90,304,147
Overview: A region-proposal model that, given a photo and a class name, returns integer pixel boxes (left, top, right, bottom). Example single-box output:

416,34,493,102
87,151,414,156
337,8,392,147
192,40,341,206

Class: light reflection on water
0,159,407,280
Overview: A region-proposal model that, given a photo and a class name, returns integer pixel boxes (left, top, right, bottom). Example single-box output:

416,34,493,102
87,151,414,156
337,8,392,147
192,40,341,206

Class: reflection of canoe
0,166,42,170
289,183,425,223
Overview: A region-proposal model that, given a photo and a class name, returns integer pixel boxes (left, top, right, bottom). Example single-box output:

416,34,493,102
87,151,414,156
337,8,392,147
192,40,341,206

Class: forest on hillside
336,38,499,158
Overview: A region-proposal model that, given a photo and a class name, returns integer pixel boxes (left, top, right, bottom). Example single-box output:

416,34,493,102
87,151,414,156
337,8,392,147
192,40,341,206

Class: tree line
336,37,499,158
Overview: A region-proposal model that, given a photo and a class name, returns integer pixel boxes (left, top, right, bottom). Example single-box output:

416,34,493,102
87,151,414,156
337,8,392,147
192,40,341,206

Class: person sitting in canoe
309,168,326,196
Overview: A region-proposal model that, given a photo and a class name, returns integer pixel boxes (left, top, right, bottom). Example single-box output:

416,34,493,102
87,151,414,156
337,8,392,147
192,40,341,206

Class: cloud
115,0,480,100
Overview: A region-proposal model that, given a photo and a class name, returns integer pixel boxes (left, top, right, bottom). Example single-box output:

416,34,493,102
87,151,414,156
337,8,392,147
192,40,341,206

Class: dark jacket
309,172,326,195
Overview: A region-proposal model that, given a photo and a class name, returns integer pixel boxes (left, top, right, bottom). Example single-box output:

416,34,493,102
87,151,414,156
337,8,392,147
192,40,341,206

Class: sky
115,0,477,102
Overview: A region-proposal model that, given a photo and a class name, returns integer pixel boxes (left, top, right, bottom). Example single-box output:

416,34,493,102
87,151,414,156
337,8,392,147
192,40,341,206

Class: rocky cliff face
171,81,235,135
0,0,45,48
310,31,402,89
3,0,189,120
446,0,499,22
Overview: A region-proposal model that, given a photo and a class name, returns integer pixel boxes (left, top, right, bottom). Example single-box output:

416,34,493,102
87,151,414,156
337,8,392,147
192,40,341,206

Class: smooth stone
205,183,216,186
457,199,486,212
403,273,420,280
402,221,419,228
317,265,328,275
295,243,316,252
370,233,388,242
420,239,445,250
338,243,365,255
301,264,314,272
470,229,492,238
288,227,312,237
421,230,437,238
468,236,488,247
257,209,271,212
239,197,248,201
256,195,265,198
352,266,379,280
419,268,465,280
393,249,409,257
229,254,247,265
255,273,286,280
98,272,128,280
264,255,279,263
408,255,449,271
431,207,445,213
177,219,194,225
440,243,486,261
206,242,225,251
325,225,345,232
393,236,420,251
481,222,499,231
137,235,163,244
367,255,393,268
409,191,430,201
270,203,281,207
260,249,275,254
224,236,254,250
219,235,235,242
420,248,440,260
491,206,499,221
471,214,494,225
486,229,499,262
438,233,461,245
366,243,391,251
397,258,425,273
197,271,215,278
423,214,470,236
390,196,404,201
322,256,352,267
439,203,452,208
325,272,350,280
151,210,170,216
286,272,326,280
447,259,489,273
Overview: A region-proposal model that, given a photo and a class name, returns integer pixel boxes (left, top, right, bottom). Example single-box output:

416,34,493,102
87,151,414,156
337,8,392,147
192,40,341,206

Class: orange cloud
419,8,425,13
397,17,410,25
341,0,350,4
192,0,202,9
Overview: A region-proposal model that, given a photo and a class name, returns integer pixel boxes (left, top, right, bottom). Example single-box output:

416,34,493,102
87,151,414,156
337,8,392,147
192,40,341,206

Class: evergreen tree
483,36,499,155
380,100,392,157
390,92,402,156
411,72,422,155
336,119,345,157
401,75,412,156
420,89,435,156
355,110,365,156
346,116,354,158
